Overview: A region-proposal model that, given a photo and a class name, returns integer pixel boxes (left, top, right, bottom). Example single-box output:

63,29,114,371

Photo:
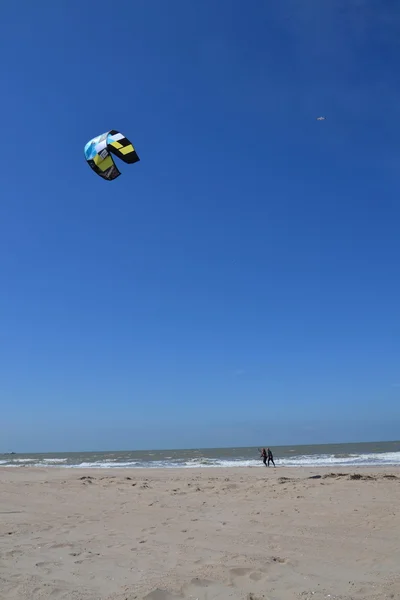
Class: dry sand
1,466,399,600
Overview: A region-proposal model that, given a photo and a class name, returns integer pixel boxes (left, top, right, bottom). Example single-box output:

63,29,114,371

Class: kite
84,130,140,181
316,116,326,121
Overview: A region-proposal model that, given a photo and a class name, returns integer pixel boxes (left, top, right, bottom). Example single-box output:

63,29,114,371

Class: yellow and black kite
84,130,140,181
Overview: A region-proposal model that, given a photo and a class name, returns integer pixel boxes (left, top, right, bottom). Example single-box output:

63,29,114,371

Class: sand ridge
1,466,399,599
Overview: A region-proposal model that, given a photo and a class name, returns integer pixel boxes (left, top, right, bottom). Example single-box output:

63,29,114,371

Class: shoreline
2,463,400,476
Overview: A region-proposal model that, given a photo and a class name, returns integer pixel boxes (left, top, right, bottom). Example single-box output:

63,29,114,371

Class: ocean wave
174,452,400,469
46,451,400,469
276,452,400,467
67,461,141,469
182,457,258,468
2,451,399,469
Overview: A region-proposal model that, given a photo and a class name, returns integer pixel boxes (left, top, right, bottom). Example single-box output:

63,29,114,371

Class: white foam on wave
66,461,141,469
3,451,399,469
179,452,400,469
182,458,259,468
276,451,400,467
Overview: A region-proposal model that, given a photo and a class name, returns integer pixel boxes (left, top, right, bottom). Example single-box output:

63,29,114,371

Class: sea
1,441,400,469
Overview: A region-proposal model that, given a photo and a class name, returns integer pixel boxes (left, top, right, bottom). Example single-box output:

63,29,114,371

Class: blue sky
1,0,399,452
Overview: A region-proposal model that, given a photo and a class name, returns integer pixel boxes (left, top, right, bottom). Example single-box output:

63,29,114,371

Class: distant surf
1,441,400,469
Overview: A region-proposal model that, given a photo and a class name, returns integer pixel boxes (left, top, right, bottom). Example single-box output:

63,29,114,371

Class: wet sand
1,466,399,599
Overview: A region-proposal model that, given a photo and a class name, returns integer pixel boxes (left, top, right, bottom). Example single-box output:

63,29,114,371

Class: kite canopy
84,130,140,181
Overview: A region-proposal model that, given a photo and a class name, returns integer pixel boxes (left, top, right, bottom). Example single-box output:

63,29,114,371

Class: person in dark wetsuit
260,448,267,467
267,448,275,467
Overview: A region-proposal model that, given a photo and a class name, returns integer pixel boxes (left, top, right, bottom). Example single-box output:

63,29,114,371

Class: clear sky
1,1,399,452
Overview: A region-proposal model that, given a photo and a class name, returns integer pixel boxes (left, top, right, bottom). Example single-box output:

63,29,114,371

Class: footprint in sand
4,549,23,559
143,590,181,600
229,560,286,593
142,526,156,533
183,578,245,600
35,561,61,574
229,568,272,597
271,556,286,563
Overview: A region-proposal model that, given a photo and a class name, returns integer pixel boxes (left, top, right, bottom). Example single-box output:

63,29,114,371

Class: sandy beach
1,467,399,600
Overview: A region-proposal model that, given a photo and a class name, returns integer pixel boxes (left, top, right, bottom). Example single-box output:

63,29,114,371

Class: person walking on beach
260,448,267,467
267,448,275,467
